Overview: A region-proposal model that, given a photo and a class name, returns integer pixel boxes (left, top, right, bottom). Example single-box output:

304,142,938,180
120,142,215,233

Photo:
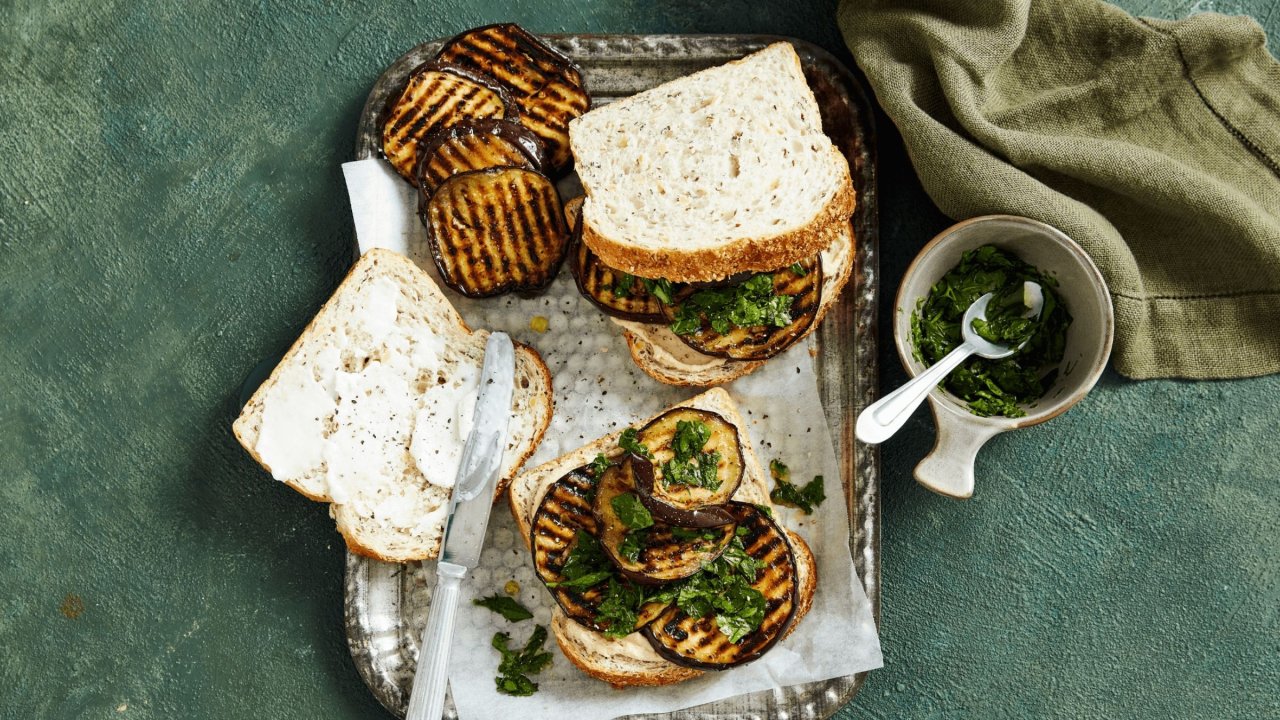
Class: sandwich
566,42,856,386
508,388,816,687
233,249,553,562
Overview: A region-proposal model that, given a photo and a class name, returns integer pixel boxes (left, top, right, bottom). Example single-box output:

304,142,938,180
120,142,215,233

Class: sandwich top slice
233,249,552,563
569,42,855,283
508,388,817,687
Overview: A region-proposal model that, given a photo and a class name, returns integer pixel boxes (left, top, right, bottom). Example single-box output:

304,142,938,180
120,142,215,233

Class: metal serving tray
345,33,880,720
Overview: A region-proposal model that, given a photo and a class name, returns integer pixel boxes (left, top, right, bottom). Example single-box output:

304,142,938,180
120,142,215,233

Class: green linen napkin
839,0,1280,379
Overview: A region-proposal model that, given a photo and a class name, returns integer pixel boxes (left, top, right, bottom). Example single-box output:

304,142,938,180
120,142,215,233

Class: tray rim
345,31,880,720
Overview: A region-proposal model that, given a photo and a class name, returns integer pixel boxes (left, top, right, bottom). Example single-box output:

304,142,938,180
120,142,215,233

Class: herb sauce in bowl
910,245,1072,418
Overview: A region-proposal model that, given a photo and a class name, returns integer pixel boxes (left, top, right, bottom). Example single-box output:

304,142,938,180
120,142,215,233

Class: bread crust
580,163,855,283
620,219,856,386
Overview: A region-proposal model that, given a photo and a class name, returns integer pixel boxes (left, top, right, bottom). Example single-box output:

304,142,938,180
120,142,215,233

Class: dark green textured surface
1,1,1276,718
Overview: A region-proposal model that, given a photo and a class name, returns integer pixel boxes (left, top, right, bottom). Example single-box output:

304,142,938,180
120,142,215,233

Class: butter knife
405,331,515,720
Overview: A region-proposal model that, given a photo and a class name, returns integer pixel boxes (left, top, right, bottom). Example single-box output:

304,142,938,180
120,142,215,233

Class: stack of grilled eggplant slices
380,24,589,297
510,389,816,686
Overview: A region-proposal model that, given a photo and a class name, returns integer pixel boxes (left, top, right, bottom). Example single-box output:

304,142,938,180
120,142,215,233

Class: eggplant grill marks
669,255,824,361
423,167,570,297
436,24,590,173
571,240,668,323
531,471,607,627
381,65,515,183
644,505,798,669
593,463,734,585
415,120,544,195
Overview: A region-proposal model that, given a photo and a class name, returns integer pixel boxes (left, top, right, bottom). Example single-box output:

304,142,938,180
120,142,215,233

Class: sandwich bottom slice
508,387,818,687
615,219,855,387
233,249,553,563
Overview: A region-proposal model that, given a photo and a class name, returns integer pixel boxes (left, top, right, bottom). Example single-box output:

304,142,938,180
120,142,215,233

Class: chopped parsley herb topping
473,594,533,622
546,530,612,590
769,459,826,515
612,272,636,298
587,453,614,479
789,262,808,276
618,529,648,563
661,420,722,490
641,277,675,304
668,535,767,643
618,428,652,459
595,579,648,638
492,625,553,696
670,274,794,336
910,245,1071,418
611,493,654,530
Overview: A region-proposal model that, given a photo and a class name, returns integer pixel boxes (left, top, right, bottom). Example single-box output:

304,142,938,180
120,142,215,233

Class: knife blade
405,331,515,720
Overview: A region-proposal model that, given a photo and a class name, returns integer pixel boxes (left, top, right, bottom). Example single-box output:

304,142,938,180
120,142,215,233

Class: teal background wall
1,1,1276,718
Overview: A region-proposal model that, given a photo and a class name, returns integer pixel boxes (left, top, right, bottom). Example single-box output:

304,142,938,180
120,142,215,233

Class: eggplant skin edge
434,23,585,89
630,454,738,528
641,503,800,671
636,407,745,511
413,118,547,194
570,239,668,324
378,61,519,184
592,462,734,586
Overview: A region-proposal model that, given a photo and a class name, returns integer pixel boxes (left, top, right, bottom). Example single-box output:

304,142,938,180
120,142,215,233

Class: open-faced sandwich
566,42,856,386
508,388,816,687
233,249,553,562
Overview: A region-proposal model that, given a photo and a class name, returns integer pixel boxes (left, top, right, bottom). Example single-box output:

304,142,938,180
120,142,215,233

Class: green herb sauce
910,245,1072,418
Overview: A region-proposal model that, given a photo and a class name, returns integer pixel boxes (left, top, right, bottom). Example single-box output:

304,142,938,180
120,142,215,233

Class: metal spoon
856,282,1045,445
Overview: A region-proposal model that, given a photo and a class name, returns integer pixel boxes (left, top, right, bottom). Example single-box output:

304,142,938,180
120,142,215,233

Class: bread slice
569,42,855,283
616,219,855,387
233,249,552,563
508,388,818,687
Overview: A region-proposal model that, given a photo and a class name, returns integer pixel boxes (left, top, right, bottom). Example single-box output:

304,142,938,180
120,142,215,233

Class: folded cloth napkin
839,0,1280,379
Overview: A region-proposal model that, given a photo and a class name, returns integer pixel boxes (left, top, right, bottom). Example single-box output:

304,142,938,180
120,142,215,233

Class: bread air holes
415,370,434,394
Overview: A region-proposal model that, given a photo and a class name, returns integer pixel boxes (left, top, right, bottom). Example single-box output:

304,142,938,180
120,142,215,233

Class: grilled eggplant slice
381,62,517,184
571,243,668,323
414,119,544,195
422,167,570,297
664,256,823,361
565,194,668,321
643,503,799,670
593,462,735,585
630,456,737,528
531,470,604,626
634,408,743,520
436,24,590,174
530,469,666,633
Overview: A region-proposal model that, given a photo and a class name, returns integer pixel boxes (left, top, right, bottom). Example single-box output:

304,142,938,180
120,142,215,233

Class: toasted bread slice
615,220,855,387
508,388,817,687
569,42,854,283
233,249,552,563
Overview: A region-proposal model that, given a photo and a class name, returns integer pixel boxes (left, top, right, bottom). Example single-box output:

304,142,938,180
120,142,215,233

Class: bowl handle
913,406,1002,499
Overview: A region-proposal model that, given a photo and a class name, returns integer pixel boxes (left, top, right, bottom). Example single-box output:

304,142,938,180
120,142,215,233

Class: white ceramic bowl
894,215,1114,498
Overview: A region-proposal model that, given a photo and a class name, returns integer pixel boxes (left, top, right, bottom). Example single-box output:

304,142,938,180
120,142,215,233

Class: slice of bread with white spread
569,42,854,283
616,220,855,387
508,388,817,687
233,249,552,563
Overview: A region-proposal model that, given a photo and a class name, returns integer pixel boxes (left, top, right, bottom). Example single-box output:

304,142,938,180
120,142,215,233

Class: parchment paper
343,158,881,720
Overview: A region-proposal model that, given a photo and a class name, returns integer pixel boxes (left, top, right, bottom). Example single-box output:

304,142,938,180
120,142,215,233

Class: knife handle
406,561,467,720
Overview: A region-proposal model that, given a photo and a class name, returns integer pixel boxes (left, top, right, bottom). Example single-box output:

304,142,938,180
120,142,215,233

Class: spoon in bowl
856,283,1045,445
